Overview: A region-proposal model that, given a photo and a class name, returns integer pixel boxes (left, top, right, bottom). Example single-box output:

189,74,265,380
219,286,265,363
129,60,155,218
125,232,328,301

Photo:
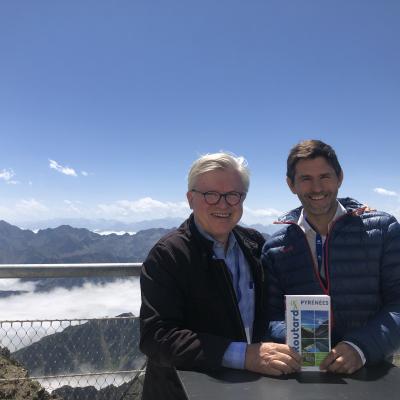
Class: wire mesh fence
0,316,145,400
0,317,399,400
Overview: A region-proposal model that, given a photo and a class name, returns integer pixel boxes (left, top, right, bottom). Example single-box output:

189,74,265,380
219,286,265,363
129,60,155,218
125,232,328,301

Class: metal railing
1,263,399,400
0,263,144,400
0,262,142,278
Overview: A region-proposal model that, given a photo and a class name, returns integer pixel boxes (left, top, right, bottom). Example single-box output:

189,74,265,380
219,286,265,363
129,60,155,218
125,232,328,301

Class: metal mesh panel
0,317,145,399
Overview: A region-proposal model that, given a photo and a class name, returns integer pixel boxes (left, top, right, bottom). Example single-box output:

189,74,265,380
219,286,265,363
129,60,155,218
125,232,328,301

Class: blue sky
1,1,399,226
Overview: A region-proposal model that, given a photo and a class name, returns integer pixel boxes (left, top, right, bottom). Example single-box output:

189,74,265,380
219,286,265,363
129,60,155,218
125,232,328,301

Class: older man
262,140,400,374
140,152,300,400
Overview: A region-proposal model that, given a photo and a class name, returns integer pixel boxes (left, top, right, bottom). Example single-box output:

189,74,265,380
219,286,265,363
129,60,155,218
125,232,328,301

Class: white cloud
81,171,89,176
0,278,36,292
95,197,282,226
16,198,48,214
63,200,83,214
1,195,282,227
244,206,281,217
373,187,398,197
372,188,400,218
0,168,14,181
0,279,141,355
2,196,189,224
96,197,190,220
0,199,48,222
49,159,77,177
0,278,141,321
94,230,136,236
242,206,282,225
0,168,19,184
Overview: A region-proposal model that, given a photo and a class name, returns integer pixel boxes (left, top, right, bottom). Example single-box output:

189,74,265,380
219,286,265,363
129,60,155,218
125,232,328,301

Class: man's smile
211,212,231,218
308,193,328,201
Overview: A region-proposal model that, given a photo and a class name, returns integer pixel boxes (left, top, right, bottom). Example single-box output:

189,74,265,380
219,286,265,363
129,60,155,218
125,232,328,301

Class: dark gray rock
0,346,62,400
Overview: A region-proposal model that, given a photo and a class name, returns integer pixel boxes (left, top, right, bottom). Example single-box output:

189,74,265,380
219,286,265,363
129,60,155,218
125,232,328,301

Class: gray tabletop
178,363,400,400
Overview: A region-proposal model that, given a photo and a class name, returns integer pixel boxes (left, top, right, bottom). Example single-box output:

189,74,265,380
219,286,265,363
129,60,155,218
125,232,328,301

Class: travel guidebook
285,295,331,371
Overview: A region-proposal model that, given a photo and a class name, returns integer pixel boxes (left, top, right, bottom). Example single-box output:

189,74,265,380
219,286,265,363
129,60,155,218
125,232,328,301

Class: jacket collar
177,214,214,252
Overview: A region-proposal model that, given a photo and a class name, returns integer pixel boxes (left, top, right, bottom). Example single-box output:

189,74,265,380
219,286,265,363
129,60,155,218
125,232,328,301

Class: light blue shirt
195,220,254,369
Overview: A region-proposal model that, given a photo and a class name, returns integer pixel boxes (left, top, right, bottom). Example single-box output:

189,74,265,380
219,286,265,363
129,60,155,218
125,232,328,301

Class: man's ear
286,176,297,194
187,191,194,209
338,171,344,188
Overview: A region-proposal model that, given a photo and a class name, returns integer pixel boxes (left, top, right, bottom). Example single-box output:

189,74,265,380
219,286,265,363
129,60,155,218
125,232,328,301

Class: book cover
285,295,331,371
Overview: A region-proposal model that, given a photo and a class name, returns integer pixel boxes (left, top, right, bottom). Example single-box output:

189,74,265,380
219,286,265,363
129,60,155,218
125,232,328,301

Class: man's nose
218,195,230,207
310,178,323,192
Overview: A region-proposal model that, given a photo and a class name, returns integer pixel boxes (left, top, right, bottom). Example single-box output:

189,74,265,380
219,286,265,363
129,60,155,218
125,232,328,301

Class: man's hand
319,342,363,374
245,342,301,376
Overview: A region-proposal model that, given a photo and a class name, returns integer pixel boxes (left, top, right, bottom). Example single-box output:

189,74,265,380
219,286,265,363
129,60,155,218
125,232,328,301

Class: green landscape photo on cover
301,310,330,366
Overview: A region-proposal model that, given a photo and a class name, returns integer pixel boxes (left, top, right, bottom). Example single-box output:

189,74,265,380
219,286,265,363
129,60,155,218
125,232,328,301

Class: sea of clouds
0,278,141,321
0,278,142,359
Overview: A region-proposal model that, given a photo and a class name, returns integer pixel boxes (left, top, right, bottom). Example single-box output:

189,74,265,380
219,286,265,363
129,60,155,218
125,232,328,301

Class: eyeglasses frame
190,189,246,206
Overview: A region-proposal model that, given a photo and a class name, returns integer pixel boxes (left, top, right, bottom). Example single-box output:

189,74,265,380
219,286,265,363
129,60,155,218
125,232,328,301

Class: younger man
262,140,400,374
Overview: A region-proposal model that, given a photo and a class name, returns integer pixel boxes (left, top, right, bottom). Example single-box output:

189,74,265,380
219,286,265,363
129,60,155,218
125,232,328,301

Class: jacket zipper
280,222,328,294
218,260,248,342
284,214,350,330
323,214,349,330
302,226,329,294
287,224,336,331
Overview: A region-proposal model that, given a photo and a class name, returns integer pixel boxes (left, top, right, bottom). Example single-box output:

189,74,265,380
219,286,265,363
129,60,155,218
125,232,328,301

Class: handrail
0,369,145,383
0,263,142,278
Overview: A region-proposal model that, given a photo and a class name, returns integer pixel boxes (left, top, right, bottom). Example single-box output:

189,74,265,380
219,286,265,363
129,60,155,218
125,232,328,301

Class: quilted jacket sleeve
343,215,400,364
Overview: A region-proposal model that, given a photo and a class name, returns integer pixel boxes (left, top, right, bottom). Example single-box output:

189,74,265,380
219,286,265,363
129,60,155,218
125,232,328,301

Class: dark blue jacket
262,198,400,364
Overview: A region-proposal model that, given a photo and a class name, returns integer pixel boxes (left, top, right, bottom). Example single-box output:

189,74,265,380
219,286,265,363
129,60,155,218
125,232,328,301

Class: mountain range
19,217,185,233
0,219,273,266
0,220,171,293
0,219,271,293
17,217,280,235
0,220,171,265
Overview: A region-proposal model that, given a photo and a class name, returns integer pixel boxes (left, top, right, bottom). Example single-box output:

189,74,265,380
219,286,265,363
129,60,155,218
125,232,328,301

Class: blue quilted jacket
262,198,400,364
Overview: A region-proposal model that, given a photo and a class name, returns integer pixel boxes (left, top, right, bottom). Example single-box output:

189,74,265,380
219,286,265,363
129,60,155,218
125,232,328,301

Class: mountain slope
0,346,62,400
13,313,144,376
0,220,171,264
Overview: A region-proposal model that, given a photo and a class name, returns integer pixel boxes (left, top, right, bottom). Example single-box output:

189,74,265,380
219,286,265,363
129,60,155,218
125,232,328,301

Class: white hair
187,152,250,192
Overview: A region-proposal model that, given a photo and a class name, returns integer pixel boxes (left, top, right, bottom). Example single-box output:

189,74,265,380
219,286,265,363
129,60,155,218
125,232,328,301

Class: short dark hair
287,139,342,182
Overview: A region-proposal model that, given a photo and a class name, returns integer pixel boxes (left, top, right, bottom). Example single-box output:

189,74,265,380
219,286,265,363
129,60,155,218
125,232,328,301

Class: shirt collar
298,201,347,235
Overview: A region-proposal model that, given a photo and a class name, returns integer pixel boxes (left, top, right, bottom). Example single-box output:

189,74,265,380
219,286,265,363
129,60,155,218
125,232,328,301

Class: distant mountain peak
0,220,170,281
